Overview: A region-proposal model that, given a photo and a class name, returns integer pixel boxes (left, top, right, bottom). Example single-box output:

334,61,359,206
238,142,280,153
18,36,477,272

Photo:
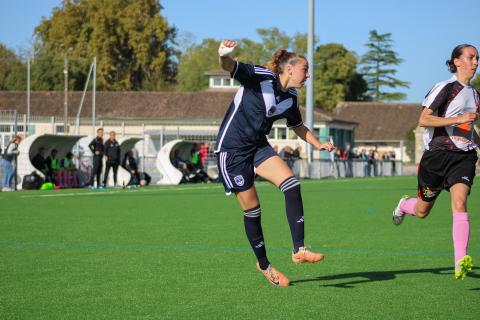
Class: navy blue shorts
216,144,278,194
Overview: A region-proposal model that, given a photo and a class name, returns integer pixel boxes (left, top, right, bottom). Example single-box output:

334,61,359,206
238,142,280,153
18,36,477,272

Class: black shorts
216,144,278,194
418,150,477,202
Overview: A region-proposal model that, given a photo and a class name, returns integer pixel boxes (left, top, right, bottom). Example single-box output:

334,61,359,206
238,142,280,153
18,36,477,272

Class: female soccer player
392,44,479,280
215,40,335,286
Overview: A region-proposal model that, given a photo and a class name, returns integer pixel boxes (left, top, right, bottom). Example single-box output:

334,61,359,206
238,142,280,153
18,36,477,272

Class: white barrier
156,139,199,185
17,134,85,189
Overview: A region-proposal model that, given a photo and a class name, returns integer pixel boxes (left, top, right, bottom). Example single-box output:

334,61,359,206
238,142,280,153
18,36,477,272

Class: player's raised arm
218,39,236,73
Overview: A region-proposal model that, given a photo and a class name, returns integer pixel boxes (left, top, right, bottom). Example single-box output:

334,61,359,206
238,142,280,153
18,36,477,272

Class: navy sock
279,176,305,253
243,206,269,270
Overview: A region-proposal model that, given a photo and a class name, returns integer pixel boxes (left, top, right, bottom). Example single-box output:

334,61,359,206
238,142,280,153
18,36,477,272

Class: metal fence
0,110,407,188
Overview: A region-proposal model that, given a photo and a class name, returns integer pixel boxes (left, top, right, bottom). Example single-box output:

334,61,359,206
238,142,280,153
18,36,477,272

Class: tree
360,30,409,101
176,38,219,92
0,43,26,90
472,74,480,91
175,27,367,107
176,37,270,92
313,43,367,111
33,0,178,91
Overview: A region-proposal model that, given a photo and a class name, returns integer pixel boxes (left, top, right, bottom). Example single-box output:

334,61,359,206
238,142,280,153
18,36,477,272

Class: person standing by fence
2,135,21,192
88,128,105,188
103,131,121,187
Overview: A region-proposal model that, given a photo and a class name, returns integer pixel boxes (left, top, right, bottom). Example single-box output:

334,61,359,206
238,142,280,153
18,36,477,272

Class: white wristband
218,43,235,57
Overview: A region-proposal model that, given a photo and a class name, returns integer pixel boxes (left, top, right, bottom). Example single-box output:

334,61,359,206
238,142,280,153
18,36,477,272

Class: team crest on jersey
234,175,245,186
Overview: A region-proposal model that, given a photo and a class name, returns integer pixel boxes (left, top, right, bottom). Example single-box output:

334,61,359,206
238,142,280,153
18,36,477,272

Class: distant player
215,39,335,286
392,44,479,280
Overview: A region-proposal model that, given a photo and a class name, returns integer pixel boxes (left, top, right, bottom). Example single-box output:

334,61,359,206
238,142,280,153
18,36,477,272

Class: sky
0,0,479,103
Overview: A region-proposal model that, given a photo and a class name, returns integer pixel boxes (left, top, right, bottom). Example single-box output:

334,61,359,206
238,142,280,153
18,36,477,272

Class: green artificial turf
0,176,479,319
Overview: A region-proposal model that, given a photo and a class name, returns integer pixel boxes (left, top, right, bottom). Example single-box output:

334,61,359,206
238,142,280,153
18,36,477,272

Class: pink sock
399,198,418,216
452,212,469,263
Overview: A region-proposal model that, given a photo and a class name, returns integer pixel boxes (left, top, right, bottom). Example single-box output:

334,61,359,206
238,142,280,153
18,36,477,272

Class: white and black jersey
423,75,480,152
215,61,303,154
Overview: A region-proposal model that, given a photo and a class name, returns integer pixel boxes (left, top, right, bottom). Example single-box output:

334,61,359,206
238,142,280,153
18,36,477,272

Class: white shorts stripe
220,152,234,189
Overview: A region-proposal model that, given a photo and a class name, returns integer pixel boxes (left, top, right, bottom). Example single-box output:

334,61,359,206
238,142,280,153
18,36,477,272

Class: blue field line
0,241,477,257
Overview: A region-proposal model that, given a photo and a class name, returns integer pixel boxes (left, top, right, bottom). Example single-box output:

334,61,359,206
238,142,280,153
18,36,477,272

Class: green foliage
472,74,480,91
0,43,25,90
255,27,291,62
176,28,367,107
360,30,409,102
176,38,219,92
314,43,368,111
176,28,295,92
33,0,178,91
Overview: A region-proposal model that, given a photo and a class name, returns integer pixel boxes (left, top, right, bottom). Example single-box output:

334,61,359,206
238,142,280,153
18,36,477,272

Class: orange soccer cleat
256,263,290,287
292,247,325,264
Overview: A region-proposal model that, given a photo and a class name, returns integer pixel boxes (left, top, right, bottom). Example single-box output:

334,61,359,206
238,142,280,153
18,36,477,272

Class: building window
56,125,65,133
278,127,287,139
222,78,231,86
268,128,275,139
209,75,241,88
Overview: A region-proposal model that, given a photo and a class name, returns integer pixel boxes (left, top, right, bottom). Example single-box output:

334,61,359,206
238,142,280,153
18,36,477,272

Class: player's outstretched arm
293,125,335,151
218,39,236,73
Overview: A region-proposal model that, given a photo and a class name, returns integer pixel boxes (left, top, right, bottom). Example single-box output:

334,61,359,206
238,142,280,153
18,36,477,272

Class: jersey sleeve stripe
231,61,239,78
287,121,303,128
254,67,275,75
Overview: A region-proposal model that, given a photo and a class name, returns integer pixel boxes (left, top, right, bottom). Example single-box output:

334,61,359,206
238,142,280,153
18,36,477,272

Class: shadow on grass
291,267,480,288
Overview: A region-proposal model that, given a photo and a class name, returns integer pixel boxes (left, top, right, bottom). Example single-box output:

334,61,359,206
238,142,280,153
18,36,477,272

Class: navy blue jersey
214,61,303,153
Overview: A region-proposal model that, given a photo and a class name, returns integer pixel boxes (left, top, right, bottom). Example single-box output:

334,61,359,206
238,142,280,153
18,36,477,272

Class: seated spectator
122,150,140,186
31,147,48,176
189,144,213,183
60,152,79,188
139,171,151,186
45,149,60,183
172,149,195,183
292,146,302,160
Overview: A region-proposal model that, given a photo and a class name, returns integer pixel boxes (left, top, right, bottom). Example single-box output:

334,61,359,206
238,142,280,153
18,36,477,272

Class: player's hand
95,151,100,155
319,142,335,152
457,112,478,124
218,39,236,57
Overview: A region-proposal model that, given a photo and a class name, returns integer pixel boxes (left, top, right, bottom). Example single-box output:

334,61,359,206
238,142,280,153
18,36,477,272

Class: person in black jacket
103,131,121,187
88,128,104,188
122,150,140,186
31,147,48,176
